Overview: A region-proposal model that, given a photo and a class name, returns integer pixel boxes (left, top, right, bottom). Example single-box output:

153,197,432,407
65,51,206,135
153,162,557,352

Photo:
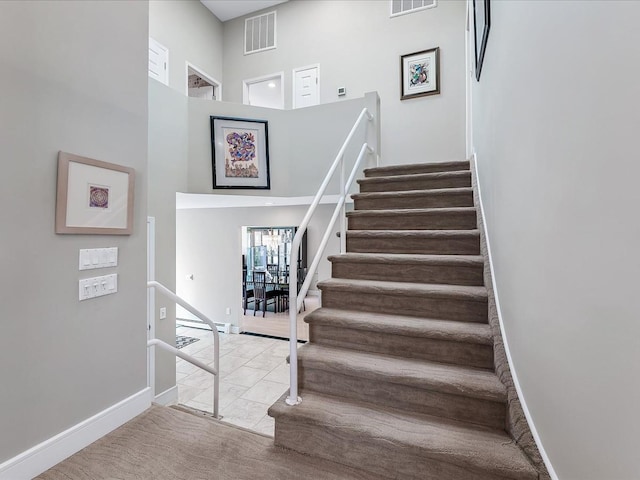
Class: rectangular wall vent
390,0,437,17
245,11,276,55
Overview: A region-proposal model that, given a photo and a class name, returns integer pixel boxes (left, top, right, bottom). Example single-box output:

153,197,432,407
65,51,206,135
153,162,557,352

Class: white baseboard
472,152,558,480
177,319,230,333
306,289,320,297
154,385,178,406
0,388,151,480
230,325,241,334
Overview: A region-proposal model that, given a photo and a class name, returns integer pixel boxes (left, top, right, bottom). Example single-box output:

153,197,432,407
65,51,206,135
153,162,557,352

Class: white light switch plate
79,274,118,301
79,248,118,270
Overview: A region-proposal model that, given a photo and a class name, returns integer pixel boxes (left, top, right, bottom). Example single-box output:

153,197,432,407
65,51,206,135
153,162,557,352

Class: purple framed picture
210,116,270,189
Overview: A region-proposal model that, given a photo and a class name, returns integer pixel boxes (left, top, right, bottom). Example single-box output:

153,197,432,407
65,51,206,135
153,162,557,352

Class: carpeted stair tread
352,187,473,200
328,252,484,285
352,187,474,210
317,277,487,302
328,252,483,268
347,207,477,230
346,229,480,240
305,307,492,345
346,229,481,255
297,343,505,402
347,206,476,215
357,170,471,186
363,160,470,177
269,392,538,480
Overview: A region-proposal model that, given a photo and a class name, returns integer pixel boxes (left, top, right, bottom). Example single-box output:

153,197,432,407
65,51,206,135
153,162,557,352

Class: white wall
223,0,466,166
176,205,340,327
186,93,378,196
472,1,640,478
0,0,148,464
149,0,224,95
148,79,189,395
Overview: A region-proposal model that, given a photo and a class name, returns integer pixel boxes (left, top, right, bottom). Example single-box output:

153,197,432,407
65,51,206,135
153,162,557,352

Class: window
390,0,437,18
244,11,276,55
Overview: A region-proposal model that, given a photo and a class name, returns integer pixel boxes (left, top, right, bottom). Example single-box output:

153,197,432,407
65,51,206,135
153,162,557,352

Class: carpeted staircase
269,161,545,479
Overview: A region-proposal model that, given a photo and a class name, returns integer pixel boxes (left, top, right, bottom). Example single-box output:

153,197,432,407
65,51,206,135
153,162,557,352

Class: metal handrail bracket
287,106,377,406
147,280,220,418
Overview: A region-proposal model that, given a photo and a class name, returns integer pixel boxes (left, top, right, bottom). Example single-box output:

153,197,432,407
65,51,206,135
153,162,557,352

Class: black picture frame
400,47,440,100
473,0,490,81
210,116,271,189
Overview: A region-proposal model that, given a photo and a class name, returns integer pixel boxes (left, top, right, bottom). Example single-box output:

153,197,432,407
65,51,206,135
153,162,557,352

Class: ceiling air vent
390,0,437,17
245,11,276,55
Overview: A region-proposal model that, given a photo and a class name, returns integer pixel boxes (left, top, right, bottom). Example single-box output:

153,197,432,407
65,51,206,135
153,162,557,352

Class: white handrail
286,108,376,406
147,280,219,418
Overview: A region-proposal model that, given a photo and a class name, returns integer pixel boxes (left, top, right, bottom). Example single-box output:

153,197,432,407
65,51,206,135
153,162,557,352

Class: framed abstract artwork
473,0,490,81
400,47,440,100
55,151,135,235
210,116,270,189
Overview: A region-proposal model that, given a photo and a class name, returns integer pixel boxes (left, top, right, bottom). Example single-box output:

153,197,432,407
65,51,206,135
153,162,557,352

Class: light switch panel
79,248,118,270
79,274,118,301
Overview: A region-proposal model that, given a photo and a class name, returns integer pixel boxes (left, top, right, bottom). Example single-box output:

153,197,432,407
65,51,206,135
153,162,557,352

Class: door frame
242,71,285,109
292,63,320,109
185,61,222,100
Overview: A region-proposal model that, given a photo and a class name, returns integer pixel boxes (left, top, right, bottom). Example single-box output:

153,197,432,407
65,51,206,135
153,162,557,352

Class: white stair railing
147,280,219,418
287,105,378,406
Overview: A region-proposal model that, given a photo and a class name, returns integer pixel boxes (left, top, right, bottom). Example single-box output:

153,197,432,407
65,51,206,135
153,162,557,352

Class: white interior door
293,65,319,109
149,37,168,86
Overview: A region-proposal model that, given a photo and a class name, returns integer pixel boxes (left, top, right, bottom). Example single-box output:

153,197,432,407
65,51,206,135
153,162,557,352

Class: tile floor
175,325,297,436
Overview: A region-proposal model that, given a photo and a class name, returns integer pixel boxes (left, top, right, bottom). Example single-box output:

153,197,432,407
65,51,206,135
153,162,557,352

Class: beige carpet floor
36,405,382,480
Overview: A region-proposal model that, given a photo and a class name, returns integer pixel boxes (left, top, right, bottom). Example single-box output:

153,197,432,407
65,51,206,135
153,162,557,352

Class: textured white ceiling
200,0,288,22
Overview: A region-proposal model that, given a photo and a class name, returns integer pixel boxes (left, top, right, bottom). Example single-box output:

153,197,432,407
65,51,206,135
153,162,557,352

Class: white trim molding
185,61,222,100
154,385,178,406
471,152,558,480
0,388,151,480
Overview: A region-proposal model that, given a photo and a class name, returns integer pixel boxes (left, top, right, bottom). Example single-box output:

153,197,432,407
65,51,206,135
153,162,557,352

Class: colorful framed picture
55,151,135,235
400,47,440,100
473,0,491,81
210,116,270,189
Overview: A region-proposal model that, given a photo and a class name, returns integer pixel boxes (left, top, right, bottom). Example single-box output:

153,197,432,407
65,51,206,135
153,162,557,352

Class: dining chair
253,270,279,317
242,267,254,314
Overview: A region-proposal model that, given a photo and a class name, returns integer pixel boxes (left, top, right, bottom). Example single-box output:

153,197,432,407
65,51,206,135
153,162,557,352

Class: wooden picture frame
400,47,440,100
211,116,271,189
55,151,135,235
473,0,491,81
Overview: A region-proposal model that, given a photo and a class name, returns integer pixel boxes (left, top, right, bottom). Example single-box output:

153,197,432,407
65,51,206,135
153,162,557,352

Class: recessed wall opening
243,72,285,109
186,63,221,101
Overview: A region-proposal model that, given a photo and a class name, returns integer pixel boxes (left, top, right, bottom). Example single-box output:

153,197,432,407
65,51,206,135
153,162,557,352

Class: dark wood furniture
242,267,254,314
252,271,279,317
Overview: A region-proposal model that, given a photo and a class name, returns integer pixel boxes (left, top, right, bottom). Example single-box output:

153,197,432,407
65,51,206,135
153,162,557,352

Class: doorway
243,72,284,109
186,62,221,101
292,64,320,109
241,225,313,340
